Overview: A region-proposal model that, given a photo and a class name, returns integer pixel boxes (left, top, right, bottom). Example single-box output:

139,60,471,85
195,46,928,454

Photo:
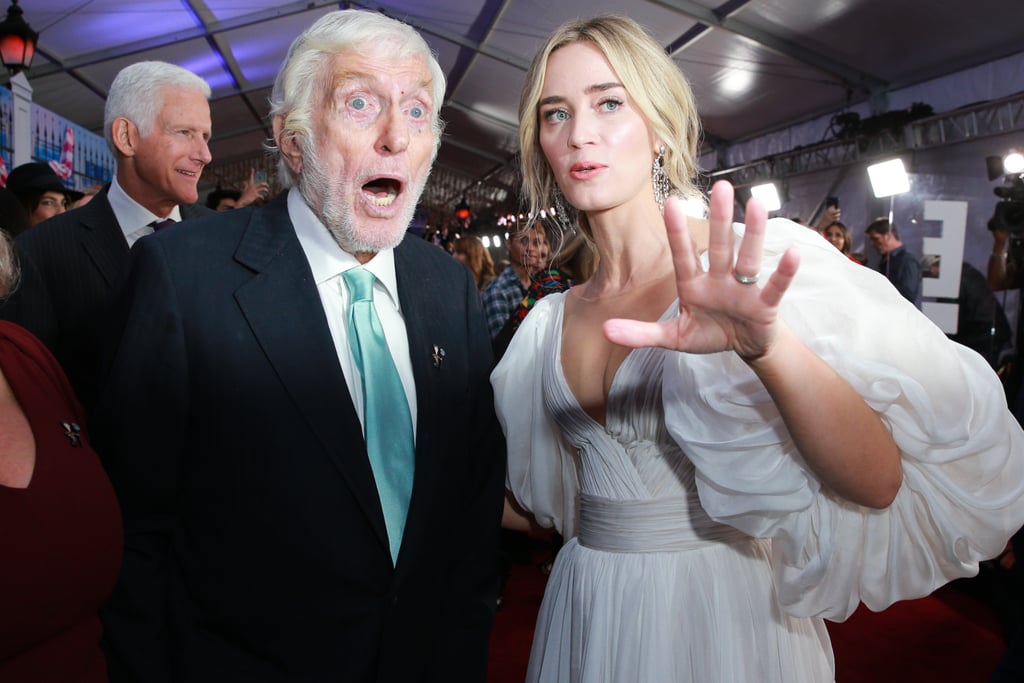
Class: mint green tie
343,267,415,564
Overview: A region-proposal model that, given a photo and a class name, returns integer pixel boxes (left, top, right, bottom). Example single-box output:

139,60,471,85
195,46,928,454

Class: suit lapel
77,188,130,288
395,239,441,459
232,195,389,551
393,238,455,565
77,192,209,290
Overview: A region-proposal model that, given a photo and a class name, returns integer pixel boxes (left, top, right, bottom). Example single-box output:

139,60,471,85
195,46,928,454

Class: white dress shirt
287,188,417,439
107,176,183,247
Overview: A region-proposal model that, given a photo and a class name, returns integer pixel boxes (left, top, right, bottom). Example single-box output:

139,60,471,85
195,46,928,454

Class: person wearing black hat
5,162,84,227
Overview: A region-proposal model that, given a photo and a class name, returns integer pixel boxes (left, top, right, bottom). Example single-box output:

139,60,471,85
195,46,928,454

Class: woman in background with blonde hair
492,14,1024,682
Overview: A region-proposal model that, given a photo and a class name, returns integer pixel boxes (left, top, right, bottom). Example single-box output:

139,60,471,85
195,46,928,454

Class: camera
988,175,1024,232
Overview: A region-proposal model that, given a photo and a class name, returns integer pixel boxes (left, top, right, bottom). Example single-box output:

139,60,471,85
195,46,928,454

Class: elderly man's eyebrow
330,70,434,100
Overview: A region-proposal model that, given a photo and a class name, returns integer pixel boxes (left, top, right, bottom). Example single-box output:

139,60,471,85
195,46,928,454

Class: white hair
266,9,446,188
104,61,211,154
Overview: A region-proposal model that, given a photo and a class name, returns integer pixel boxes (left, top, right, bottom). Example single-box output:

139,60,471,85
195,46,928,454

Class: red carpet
488,540,1007,682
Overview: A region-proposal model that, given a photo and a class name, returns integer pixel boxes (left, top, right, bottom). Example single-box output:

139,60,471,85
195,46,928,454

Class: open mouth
362,177,402,207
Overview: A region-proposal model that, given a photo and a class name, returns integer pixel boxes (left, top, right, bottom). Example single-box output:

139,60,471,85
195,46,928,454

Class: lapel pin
432,345,446,369
60,421,82,448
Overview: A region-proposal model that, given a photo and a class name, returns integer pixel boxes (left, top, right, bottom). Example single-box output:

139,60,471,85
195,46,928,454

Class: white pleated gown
492,218,1024,683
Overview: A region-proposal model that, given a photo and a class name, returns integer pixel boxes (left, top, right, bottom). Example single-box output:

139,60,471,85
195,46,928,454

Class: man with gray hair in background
92,9,504,682
0,60,214,413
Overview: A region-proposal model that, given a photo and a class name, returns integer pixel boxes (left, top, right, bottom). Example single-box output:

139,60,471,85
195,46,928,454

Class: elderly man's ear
273,115,304,176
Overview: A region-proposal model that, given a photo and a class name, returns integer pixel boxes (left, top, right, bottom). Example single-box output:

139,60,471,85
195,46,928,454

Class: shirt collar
108,175,183,238
286,188,400,310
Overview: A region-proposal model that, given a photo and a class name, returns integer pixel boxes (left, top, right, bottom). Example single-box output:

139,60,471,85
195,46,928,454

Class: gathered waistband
577,493,750,553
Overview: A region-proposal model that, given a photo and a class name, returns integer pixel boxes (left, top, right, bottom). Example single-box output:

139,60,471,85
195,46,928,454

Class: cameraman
988,224,1024,683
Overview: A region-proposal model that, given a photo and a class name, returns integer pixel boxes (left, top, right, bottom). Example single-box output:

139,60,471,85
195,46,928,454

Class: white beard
298,146,427,255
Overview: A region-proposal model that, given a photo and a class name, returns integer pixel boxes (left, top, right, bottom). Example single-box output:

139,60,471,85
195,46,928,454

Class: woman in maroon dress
0,228,123,682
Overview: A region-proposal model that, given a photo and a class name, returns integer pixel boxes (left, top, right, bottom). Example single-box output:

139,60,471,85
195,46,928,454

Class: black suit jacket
0,186,212,412
91,193,505,682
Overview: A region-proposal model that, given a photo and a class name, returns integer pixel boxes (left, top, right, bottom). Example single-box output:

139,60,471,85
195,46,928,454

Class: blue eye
351,97,367,110
410,105,424,119
601,98,622,112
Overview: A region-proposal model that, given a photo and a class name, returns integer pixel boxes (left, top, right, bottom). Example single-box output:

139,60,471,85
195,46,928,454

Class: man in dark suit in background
865,217,923,308
0,61,213,413
93,9,504,683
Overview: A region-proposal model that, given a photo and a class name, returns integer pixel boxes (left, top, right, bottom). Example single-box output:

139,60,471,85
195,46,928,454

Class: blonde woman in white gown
491,14,1024,683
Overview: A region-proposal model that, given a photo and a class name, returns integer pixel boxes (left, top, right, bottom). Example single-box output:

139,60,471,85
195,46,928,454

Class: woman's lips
569,162,606,180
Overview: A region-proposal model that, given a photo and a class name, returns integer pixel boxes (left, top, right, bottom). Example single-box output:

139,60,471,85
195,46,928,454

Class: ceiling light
721,68,753,95
867,159,910,198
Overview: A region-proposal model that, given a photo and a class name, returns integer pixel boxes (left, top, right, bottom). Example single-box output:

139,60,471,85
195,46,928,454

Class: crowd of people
1,8,1023,683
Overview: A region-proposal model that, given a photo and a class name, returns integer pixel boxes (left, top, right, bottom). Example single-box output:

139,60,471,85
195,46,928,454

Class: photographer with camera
986,173,1024,415
985,167,1024,683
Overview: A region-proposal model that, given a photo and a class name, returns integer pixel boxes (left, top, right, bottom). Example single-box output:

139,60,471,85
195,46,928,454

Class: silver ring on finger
733,271,759,285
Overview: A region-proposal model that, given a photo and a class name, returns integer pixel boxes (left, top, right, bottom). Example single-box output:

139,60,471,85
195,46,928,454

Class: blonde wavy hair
518,15,703,240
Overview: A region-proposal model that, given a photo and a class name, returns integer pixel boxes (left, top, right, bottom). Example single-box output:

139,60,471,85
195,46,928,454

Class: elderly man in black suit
0,61,213,413
92,9,505,683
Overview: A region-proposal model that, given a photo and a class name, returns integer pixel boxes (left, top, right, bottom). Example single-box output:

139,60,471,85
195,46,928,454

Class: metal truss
711,92,1024,188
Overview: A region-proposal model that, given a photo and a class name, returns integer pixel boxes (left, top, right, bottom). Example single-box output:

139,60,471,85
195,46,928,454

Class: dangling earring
652,145,671,215
551,185,577,235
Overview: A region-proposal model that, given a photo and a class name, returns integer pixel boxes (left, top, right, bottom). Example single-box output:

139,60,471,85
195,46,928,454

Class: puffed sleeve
665,219,1024,621
491,294,580,537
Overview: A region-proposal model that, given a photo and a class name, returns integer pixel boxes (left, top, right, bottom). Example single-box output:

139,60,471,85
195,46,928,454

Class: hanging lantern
0,0,37,77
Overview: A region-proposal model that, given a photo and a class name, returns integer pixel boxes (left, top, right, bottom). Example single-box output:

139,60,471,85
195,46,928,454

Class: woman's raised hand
604,180,799,360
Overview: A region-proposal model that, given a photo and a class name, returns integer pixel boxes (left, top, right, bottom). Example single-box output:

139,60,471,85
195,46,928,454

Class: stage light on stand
867,158,910,198
867,158,910,225
750,182,782,212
